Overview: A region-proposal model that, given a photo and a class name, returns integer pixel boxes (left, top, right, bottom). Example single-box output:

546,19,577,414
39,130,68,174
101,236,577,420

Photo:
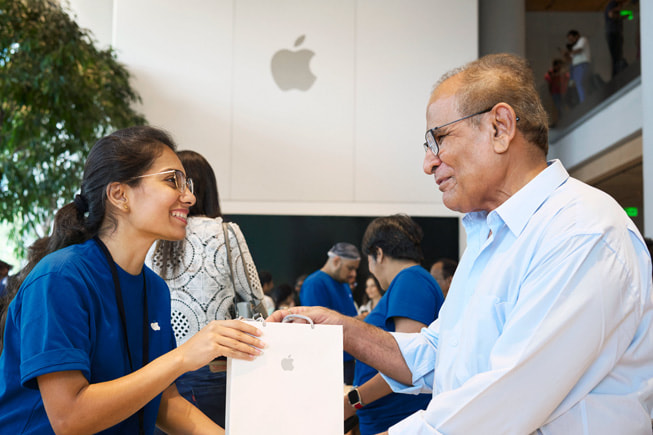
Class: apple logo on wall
281,354,295,371
270,35,316,91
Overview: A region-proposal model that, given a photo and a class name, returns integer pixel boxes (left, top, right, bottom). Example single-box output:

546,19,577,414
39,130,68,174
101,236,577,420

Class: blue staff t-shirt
300,270,358,361
0,239,176,434
354,265,444,435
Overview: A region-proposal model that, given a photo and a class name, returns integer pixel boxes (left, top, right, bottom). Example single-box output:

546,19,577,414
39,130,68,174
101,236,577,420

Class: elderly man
272,53,653,434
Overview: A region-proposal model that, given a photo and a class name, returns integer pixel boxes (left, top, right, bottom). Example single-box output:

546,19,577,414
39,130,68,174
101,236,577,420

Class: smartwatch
347,387,364,410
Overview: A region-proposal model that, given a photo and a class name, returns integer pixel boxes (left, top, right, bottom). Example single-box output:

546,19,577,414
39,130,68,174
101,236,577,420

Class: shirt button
450,337,459,347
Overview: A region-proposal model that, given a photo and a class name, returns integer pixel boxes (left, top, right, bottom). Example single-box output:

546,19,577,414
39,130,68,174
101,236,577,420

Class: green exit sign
625,207,638,217
620,10,634,20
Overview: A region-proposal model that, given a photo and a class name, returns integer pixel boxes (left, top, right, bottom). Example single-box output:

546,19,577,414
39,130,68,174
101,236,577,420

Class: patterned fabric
146,216,264,345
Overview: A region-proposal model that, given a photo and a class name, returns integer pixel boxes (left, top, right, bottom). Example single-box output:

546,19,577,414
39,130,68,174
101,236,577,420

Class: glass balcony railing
549,60,641,132
527,2,641,135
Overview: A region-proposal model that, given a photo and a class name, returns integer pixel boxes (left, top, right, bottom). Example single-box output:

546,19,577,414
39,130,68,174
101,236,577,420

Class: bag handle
282,314,315,328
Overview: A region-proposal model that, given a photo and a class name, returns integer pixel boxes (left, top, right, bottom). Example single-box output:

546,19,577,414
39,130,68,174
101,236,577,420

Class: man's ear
332,256,342,268
491,103,518,154
106,182,128,211
375,247,384,264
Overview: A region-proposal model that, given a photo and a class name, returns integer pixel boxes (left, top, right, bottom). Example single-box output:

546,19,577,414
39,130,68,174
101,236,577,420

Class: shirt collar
491,159,569,237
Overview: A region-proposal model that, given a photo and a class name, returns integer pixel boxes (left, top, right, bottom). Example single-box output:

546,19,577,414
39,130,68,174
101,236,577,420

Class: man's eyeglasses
129,169,194,195
423,107,493,157
423,106,519,157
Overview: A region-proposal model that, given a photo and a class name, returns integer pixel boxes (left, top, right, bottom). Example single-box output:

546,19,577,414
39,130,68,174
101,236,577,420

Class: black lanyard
94,236,149,435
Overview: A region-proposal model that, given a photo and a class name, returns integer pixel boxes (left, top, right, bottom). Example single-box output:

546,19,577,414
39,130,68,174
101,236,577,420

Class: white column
478,0,525,57
642,2,653,237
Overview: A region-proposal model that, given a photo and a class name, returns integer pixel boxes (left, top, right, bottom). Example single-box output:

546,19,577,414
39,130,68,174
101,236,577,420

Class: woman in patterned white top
147,150,265,429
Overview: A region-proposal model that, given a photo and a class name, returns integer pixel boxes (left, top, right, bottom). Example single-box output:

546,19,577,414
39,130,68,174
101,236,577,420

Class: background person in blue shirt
300,242,360,384
0,126,264,434
271,53,653,434
345,214,444,435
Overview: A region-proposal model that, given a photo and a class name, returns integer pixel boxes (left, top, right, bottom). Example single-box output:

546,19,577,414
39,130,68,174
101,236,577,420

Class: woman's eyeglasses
129,169,194,194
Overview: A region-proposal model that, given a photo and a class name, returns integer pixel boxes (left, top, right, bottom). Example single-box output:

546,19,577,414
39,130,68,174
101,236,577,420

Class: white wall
65,0,477,219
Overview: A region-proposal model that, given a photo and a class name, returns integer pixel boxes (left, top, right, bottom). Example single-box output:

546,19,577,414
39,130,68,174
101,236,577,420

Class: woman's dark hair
259,270,273,287
361,214,424,263
366,274,385,297
153,150,222,277
6,126,177,295
270,283,294,308
177,150,221,218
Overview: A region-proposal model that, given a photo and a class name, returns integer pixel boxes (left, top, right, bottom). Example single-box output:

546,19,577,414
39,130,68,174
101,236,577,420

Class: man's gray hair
433,53,549,155
327,242,361,260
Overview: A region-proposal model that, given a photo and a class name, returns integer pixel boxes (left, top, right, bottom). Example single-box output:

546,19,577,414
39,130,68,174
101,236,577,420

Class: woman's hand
176,319,265,372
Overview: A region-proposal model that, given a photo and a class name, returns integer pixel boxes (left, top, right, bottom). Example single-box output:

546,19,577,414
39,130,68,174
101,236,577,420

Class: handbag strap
223,222,268,320
228,224,257,298
222,222,244,304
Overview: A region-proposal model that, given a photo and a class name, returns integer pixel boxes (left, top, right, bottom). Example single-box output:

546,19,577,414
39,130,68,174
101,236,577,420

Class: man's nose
423,150,441,175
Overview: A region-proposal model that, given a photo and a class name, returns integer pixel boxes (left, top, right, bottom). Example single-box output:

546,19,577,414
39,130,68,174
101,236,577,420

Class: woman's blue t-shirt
0,239,176,434
353,265,444,435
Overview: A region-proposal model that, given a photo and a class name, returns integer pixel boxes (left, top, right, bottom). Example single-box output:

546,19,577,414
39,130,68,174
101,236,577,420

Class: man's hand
268,306,412,386
267,306,347,326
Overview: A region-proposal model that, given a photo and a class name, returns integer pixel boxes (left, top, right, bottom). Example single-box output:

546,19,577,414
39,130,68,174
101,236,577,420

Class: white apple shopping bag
225,316,343,434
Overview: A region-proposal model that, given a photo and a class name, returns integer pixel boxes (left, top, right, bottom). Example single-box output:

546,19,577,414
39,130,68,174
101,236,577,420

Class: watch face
348,389,360,405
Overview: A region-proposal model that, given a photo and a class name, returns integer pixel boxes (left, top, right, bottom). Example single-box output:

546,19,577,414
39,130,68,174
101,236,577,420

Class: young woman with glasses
0,126,264,434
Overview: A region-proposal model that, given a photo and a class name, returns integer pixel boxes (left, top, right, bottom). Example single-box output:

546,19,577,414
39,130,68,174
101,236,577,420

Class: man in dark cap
300,242,360,384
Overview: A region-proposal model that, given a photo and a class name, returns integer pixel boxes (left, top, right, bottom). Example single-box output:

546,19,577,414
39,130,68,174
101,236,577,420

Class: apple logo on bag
270,35,316,91
281,354,295,371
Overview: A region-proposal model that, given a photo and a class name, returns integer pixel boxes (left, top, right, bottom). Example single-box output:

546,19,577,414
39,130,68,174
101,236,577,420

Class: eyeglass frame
423,105,519,157
128,169,194,195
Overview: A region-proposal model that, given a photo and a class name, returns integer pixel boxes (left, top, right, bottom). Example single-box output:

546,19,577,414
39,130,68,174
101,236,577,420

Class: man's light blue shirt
383,160,653,434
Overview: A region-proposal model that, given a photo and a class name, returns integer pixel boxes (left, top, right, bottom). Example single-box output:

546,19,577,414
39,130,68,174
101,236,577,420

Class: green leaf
0,0,147,256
